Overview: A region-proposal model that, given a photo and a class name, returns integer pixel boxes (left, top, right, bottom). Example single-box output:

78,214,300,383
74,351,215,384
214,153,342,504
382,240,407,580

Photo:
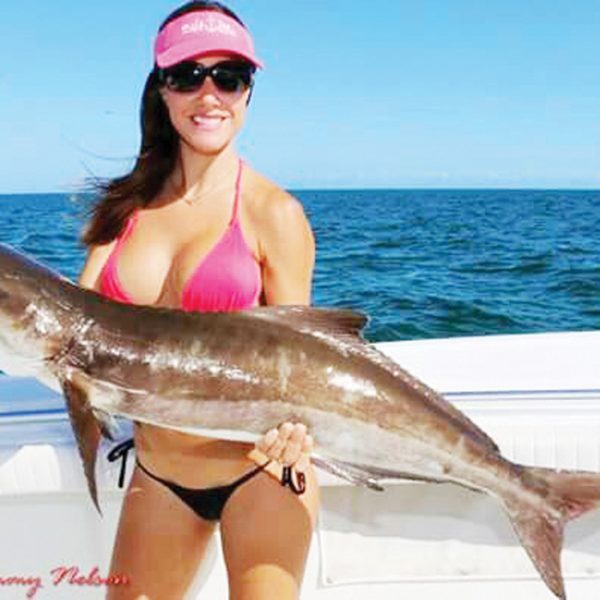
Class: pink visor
154,11,263,69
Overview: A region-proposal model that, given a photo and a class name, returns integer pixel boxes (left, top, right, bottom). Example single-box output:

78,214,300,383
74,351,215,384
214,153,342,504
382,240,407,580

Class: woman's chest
107,206,262,310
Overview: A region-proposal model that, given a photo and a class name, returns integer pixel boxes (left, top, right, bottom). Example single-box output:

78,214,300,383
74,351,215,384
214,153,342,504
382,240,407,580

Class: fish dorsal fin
248,305,369,341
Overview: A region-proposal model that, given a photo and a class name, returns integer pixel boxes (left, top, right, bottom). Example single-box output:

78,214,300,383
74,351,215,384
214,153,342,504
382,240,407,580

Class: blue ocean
0,189,599,343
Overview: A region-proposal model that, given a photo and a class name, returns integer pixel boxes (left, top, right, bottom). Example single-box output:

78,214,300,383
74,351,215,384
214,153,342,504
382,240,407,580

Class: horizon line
1,185,599,197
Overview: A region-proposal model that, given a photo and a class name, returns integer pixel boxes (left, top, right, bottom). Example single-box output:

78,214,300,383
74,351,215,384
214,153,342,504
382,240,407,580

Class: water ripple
1,189,599,342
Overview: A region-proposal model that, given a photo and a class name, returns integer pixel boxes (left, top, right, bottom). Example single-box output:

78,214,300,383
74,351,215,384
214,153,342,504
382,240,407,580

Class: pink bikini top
98,161,262,312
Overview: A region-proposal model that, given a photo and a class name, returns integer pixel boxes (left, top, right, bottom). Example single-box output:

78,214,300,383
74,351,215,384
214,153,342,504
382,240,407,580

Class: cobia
0,242,599,599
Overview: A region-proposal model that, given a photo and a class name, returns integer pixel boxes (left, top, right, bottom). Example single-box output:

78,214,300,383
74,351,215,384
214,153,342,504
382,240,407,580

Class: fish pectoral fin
60,374,102,515
311,455,384,491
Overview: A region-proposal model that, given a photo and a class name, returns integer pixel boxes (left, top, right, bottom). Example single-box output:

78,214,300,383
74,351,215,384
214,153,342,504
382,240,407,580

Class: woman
78,2,319,598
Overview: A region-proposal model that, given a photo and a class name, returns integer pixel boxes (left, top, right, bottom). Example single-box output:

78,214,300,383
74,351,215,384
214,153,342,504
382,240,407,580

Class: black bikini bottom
136,455,269,521
107,438,305,522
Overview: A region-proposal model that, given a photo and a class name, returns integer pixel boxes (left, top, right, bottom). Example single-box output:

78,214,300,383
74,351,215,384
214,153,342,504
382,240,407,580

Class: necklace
178,181,234,207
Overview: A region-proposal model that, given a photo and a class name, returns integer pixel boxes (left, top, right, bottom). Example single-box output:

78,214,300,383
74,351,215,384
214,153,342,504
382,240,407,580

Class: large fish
0,242,599,598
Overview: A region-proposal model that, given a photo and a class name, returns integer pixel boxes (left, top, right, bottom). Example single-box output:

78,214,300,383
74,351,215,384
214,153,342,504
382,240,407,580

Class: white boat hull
1,331,600,599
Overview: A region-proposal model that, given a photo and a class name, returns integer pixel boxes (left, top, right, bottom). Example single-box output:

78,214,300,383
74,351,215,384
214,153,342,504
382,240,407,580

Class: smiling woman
158,56,254,157
77,2,318,599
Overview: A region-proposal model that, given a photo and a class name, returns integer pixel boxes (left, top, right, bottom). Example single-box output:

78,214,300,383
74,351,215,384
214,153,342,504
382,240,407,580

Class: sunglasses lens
163,62,206,92
160,61,254,94
211,62,253,93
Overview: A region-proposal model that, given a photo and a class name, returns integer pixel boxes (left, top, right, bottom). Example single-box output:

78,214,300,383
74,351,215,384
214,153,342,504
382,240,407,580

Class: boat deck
1,331,600,599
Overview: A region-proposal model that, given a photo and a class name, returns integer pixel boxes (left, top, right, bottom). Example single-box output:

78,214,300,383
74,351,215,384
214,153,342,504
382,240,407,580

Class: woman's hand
254,422,314,474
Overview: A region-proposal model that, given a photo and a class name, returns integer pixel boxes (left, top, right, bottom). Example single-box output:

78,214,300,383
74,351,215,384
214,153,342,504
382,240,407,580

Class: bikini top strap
116,210,138,248
229,159,244,225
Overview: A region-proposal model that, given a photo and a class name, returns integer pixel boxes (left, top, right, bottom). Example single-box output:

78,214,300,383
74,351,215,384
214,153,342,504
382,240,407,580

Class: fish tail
503,466,600,600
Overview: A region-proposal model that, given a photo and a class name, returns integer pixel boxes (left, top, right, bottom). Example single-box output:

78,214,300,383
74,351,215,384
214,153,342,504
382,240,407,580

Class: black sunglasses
157,60,255,94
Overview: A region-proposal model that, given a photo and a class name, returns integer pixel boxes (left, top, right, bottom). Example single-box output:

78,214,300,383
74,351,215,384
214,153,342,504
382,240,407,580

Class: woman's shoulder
242,166,314,265
243,166,310,232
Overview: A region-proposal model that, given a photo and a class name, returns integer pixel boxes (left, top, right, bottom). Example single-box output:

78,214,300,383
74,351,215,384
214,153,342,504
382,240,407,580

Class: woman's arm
252,190,316,474
78,243,115,290
258,191,315,305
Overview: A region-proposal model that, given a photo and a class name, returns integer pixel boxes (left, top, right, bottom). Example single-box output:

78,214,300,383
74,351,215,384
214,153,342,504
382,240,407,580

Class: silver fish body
1,242,599,599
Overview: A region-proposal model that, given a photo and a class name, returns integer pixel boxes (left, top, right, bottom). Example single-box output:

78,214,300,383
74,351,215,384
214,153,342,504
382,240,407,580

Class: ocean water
0,189,599,343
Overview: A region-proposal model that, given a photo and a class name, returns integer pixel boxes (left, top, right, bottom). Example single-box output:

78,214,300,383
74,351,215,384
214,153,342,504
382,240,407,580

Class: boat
1,330,599,599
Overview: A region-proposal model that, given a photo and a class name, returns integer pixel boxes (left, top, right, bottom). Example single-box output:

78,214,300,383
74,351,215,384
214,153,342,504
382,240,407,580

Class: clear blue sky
1,0,598,192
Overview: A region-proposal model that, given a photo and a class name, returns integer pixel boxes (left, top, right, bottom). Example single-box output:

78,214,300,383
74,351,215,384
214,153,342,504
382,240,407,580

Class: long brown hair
82,1,248,246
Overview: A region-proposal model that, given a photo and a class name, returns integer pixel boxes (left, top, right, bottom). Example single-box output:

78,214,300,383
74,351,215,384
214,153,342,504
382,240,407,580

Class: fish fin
248,305,369,340
341,462,450,485
312,456,448,489
92,408,119,441
315,458,452,491
311,455,384,491
61,376,103,515
503,466,600,600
